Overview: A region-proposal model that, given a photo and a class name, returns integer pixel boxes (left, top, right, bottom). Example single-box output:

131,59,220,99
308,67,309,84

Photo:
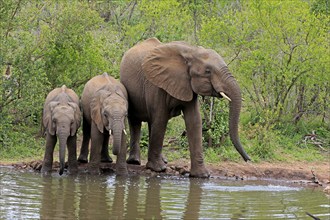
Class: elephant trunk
111,120,125,155
58,132,68,175
228,89,250,161
213,66,251,162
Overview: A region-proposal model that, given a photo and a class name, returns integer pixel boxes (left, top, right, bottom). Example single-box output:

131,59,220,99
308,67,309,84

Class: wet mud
3,159,329,190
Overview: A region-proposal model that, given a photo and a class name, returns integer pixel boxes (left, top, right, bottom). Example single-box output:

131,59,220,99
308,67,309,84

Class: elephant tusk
109,129,112,136
123,129,127,135
220,92,231,102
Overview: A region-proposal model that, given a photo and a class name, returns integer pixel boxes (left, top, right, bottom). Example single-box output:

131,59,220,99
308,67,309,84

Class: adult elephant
120,38,250,178
78,73,128,175
42,85,81,175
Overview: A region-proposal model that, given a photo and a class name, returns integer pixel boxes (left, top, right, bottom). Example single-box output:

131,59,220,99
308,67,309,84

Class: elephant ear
43,101,59,136
90,90,111,133
68,102,81,136
142,43,193,102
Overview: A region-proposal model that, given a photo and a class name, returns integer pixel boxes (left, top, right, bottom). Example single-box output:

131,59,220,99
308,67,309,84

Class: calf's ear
68,102,81,136
43,101,59,135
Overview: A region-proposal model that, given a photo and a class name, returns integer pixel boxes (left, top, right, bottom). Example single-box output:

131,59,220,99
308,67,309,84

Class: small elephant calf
78,72,129,175
41,85,81,175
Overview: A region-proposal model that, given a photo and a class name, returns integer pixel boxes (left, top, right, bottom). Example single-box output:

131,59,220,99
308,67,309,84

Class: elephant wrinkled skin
41,85,81,175
120,38,250,178
78,72,128,175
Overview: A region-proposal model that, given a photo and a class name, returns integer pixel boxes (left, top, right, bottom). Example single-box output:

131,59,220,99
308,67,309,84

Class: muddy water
0,167,329,220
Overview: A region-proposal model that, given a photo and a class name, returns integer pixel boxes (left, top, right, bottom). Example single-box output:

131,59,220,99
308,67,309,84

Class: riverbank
3,159,329,188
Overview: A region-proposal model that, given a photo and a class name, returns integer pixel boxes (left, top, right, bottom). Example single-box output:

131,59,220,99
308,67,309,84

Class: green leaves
0,0,328,159
200,0,329,126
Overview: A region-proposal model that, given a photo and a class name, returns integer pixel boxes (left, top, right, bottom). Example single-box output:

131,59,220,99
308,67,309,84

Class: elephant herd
41,37,250,178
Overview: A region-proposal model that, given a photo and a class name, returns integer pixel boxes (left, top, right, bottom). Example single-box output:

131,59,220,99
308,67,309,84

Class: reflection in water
183,179,203,220
145,176,162,219
111,175,128,219
40,175,78,219
77,175,110,220
1,167,329,219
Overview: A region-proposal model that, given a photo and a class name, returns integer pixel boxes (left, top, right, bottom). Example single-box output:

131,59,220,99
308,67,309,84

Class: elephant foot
189,166,210,178
77,155,88,163
101,156,113,163
87,167,101,175
146,159,167,172
126,155,141,165
116,164,128,176
162,154,168,164
68,165,78,175
87,162,101,175
41,166,52,175
68,168,78,175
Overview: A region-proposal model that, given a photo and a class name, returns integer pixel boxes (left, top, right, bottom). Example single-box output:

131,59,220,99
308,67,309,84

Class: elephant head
43,99,81,175
141,41,250,161
91,85,128,156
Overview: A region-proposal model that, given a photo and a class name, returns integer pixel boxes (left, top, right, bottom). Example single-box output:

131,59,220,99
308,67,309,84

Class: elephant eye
103,112,108,118
205,69,211,75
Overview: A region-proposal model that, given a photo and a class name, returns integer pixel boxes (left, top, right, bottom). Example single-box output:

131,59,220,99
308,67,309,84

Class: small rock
165,167,172,173
323,185,330,194
53,161,59,168
175,166,183,171
35,163,42,171
178,167,189,175
30,161,39,170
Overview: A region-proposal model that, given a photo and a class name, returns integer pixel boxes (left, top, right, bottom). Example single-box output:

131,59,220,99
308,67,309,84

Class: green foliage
0,0,328,163
0,123,44,161
200,0,329,127
200,97,230,148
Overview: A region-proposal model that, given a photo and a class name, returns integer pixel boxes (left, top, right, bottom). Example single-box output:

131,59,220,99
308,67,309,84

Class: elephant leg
146,120,167,172
101,131,113,163
183,101,209,178
41,134,57,174
88,122,104,174
78,116,90,163
127,118,142,165
67,135,78,174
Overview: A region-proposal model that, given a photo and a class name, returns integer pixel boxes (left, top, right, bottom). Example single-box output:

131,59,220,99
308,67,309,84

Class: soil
2,159,329,189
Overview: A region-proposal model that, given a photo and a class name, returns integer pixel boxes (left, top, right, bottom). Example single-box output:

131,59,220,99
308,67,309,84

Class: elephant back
44,85,79,108
81,73,126,121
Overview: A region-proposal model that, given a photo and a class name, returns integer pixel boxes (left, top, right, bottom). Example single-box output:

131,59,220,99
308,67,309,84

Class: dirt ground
4,159,329,188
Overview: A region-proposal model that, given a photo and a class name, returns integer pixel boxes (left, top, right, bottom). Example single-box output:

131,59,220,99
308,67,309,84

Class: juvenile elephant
78,72,128,175
42,85,81,175
120,38,251,178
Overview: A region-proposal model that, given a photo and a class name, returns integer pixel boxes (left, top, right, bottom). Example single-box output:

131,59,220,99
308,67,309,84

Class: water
0,166,329,219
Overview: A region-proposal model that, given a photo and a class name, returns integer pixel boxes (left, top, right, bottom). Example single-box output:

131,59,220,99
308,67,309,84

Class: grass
0,126,45,163
1,113,328,164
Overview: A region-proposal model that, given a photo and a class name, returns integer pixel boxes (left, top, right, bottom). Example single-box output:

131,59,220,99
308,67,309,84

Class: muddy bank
3,159,329,186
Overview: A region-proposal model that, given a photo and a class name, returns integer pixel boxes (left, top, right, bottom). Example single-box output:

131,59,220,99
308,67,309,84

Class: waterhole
0,167,329,219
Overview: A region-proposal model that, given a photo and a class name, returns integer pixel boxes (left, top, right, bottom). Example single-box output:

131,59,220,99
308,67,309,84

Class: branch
228,46,242,66
5,0,22,38
280,69,310,107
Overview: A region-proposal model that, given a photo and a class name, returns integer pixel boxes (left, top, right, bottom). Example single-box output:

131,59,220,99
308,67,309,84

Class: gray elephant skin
78,73,128,175
42,85,81,175
120,37,250,178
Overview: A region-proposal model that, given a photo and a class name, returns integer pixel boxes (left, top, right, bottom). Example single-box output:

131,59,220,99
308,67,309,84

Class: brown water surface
0,166,329,219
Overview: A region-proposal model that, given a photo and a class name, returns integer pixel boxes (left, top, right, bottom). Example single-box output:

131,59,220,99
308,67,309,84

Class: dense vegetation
1,0,329,163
